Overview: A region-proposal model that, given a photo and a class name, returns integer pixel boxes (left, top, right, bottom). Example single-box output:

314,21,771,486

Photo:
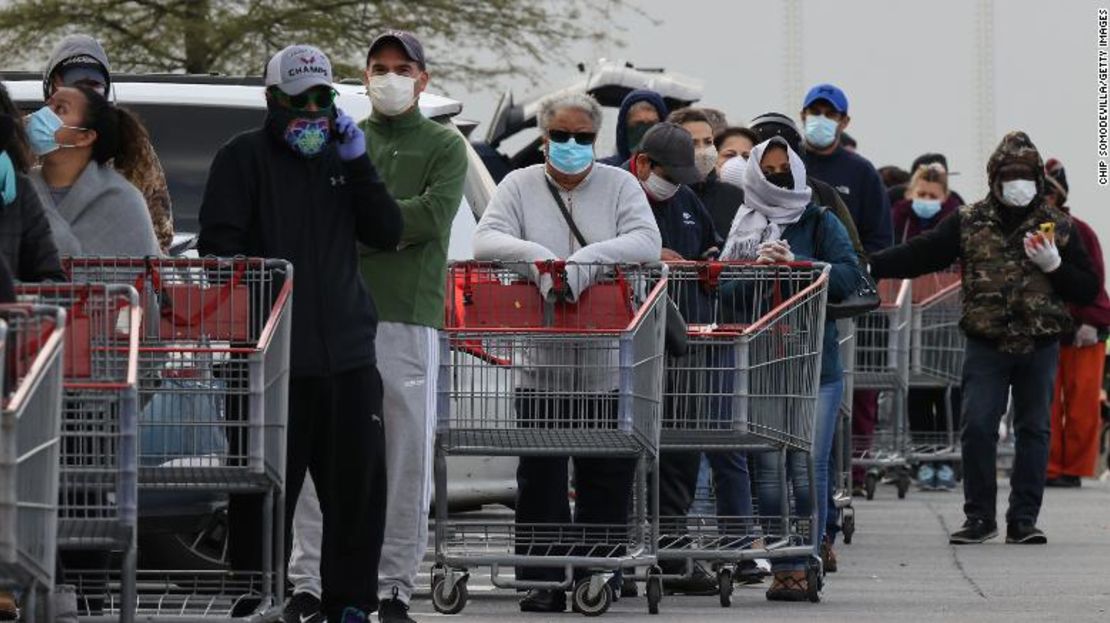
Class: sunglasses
548,130,597,145
269,86,337,110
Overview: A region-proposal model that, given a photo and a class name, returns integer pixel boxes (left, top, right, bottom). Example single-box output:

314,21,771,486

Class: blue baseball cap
803,83,848,114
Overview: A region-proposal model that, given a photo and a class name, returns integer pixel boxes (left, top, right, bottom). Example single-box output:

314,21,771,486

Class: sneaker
821,539,838,573
283,592,325,623
1045,475,1081,488
916,464,937,490
935,464,957,490
519,589,566,613
1006,522,1047,544
378,587,415,623
948,518,998,544
663,565,718,596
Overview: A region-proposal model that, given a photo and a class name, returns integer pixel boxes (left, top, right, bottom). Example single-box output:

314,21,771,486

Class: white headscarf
720,137,813,260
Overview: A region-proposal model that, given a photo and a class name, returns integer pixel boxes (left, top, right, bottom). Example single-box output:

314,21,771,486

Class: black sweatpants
283,365,387,619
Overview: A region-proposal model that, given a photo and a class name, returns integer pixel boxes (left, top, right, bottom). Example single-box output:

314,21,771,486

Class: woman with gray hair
474,91,661,614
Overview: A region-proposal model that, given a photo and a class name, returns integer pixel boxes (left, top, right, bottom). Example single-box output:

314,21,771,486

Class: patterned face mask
283,116,331,158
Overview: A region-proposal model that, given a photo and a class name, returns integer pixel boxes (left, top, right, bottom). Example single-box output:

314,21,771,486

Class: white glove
756,240,795,263
1076,323,1100,347
1023,232,1061,273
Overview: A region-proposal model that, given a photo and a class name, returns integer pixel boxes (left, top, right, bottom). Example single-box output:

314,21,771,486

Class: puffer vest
959,200,1073,353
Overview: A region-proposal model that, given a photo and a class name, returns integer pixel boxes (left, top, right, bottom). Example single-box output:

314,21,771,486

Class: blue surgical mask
547,138,594,175
25,106,85,156
911,198,942,220
804,115,839,149
0,152,16,206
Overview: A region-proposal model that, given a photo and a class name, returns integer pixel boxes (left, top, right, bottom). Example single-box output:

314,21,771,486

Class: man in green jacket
285,31,467,623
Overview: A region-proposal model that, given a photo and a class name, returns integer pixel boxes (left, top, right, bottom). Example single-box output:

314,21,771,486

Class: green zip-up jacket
359,107,468,329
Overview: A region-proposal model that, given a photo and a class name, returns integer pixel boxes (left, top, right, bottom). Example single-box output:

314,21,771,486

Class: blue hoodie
599,89,669,166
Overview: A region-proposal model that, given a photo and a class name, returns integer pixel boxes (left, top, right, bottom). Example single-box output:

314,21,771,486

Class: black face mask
765,171,795,190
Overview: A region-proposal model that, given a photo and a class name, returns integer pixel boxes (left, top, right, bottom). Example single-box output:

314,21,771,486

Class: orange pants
1048,343,1105,478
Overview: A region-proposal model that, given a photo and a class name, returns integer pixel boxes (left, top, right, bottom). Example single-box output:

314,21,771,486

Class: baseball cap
59,64,108,89
803,83,849,114
367,30,426,68
639,122,701,185
265,45,333,96
749,112,803,154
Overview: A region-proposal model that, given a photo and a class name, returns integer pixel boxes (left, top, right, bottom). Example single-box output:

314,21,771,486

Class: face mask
765,171,795,190
0,152,16,206
643,171,679,201
626,122,654,154
911,198,942,220
267,101,333,158
547,138,594,175
25,106,84,156
719,155,748,187
804,115,839,149
694,146,718,179
367,73,417,116
1000,179,1037,207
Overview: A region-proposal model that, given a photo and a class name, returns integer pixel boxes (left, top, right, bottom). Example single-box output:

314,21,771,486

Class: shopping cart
833,318,856,543
852,278,913,500
652,261,830,607
907,271,964,468
62,258,293,621
17,284,142,623
0,305,67,622
434,260,666,616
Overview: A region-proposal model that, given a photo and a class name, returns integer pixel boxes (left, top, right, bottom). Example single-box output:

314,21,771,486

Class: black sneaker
378,587,416,623
1045,475,1081,488
948,518,998,544
663,565,718,596
1006,522,1047,544
283,592,325,623
519,589,566,613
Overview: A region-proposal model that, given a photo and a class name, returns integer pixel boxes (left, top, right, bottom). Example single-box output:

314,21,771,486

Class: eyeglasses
548,130,597,145
269,86,337,110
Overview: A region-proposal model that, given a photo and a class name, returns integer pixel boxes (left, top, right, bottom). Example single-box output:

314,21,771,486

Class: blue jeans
756,378,844,570
960,338,1058,525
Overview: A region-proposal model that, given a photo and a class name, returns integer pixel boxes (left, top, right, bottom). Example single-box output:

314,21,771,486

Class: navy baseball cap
367,30,426,68
803,83,849,114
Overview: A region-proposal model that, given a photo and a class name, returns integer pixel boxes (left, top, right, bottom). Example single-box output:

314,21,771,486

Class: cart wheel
646,574,662,615
573,577,613,617
717,569,733,607
431,574,468,615
865,473,878,500
842,510,855,545
897,473,911,499
805,559,822,603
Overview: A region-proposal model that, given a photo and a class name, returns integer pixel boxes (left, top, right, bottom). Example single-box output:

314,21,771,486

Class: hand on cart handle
756,239,795,264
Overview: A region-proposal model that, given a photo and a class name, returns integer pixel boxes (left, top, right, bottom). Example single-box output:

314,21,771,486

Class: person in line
198,45,403,622
699,107,729,135
894,163,961,490
719,136,859,600
473,92,661,613
667,108,745,242
43,34,175,253
887,153,966,210
26,85,160,257
598,89,668,166
284,31,467,623
1041,158,1110,488
0,84,65,281
870,132,1099,545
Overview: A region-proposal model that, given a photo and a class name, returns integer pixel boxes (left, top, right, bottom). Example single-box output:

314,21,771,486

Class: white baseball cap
265,45,333,96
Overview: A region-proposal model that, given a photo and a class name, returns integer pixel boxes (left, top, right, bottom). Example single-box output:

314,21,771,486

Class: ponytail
74,84,148,169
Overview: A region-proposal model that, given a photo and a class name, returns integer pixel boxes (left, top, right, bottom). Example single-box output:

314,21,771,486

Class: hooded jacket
30,160,160,258
198,127,403,377
871,131,1100,353
43,34,175,253
598,90,668,167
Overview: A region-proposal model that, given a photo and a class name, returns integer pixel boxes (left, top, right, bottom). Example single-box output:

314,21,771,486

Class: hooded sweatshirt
30,160,160,257
871,131,1099,353
598,89,669,167
44,35,175,252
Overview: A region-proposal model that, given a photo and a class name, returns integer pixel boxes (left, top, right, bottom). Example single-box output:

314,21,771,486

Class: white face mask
719,155,748,187
1000,179,1037,207
643,171,679,201
694,146,718,179
367,72,417,116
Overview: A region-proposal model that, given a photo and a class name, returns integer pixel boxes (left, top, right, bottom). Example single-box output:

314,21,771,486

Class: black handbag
545,180,688,356
811,206,881,320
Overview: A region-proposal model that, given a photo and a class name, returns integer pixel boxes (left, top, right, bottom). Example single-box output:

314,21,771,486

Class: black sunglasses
548,130,597,145
269,86,338,110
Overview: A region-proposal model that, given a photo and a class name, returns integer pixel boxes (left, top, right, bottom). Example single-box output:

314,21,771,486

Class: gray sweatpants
289,322,439,603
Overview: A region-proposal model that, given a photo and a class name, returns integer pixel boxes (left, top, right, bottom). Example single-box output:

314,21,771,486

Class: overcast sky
453,0,1110,265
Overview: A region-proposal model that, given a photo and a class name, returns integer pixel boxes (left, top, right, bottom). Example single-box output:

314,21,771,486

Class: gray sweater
473,163,662,393
30,160,161,258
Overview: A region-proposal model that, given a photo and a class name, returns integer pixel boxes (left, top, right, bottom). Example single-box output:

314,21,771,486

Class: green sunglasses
268,86,337,110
